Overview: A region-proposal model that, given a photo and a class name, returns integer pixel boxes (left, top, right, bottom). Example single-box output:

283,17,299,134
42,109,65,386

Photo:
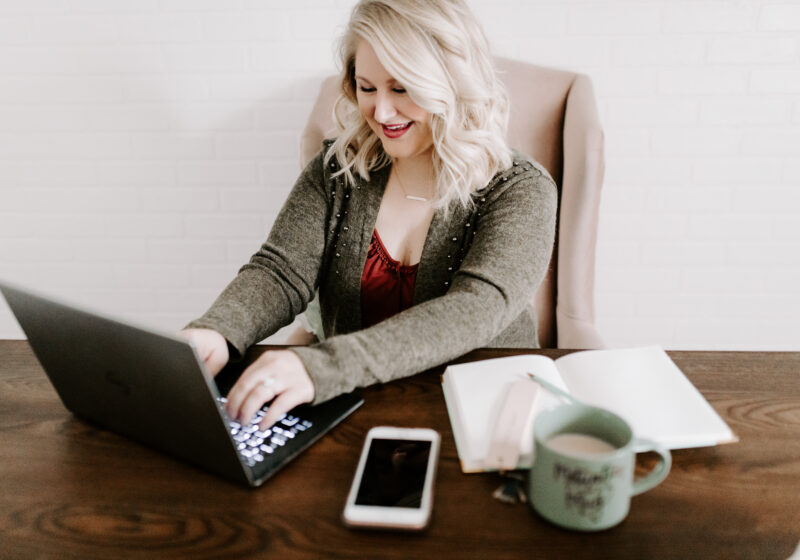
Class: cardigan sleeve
293,166,557,403
185,150,330,360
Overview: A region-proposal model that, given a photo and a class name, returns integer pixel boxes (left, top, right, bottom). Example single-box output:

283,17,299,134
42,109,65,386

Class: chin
380,144,409,160
378,139,432,162
367,124,431,161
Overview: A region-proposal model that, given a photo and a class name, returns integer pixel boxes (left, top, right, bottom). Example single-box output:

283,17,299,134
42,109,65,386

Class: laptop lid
0,280,362,487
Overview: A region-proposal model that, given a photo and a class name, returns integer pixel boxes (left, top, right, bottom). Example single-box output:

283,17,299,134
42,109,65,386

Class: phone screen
354,438,432,509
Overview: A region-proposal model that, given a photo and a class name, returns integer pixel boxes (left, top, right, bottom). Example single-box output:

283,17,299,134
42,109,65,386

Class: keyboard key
273,427,296,439
219,399,314,468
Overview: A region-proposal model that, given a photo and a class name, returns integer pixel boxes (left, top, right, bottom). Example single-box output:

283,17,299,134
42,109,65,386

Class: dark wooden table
1,340,799,559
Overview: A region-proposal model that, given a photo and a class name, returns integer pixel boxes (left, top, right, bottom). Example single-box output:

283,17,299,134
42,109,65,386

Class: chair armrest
557,73,605,349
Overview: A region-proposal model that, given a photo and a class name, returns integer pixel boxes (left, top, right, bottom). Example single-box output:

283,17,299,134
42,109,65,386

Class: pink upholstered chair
292,58,605,349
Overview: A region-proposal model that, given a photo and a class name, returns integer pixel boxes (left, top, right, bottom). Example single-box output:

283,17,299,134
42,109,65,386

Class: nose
373,91,397,123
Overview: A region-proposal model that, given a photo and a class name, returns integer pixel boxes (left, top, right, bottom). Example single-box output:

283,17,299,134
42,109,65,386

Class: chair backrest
299,58,604,349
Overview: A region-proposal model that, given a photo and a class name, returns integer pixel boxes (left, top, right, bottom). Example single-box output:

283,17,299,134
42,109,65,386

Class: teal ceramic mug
528,403,671,531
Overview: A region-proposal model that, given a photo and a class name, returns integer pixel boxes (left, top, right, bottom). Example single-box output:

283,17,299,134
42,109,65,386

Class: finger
238,379,279,426
225,373,259,422
259,389,302,430
227,375,269,422
225,356,273,419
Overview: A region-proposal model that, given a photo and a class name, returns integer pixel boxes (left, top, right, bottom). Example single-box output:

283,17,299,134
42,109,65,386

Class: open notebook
442,346,737,473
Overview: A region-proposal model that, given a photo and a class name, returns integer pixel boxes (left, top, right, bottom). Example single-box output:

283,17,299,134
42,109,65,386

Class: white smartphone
343,426,440,530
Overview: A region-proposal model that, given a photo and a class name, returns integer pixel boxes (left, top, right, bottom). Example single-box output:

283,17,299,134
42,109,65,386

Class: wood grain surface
1,340,798,559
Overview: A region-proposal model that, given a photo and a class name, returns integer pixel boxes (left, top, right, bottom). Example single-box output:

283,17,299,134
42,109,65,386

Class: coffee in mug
546,433,617,456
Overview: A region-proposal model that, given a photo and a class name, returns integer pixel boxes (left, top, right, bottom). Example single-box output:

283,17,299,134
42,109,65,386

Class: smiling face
354,40,433,163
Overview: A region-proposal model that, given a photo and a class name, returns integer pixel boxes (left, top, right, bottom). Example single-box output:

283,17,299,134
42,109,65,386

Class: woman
180,0,557,430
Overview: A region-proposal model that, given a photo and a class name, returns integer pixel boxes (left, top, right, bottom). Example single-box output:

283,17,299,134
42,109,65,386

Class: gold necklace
394,166,430,202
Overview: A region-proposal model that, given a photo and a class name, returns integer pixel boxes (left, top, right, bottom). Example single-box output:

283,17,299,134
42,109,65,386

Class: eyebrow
353,75,399,86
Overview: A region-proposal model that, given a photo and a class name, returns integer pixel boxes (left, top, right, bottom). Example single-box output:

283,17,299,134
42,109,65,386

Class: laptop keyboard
217,397,313,467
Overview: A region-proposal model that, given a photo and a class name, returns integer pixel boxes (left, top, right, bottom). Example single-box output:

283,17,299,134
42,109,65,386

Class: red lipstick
381,122,412,139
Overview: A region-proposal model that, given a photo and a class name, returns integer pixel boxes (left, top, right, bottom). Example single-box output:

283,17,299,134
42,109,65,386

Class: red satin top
360,230,419,329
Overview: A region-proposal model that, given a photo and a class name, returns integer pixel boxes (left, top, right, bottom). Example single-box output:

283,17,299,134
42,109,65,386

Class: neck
392,155,435,202
392,149,434,175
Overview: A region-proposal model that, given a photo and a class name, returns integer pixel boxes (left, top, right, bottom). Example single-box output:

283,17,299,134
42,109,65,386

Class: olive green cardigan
187,142,557,404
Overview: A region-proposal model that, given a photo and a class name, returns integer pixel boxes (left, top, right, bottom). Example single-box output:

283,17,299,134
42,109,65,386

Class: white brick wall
1,0,798,350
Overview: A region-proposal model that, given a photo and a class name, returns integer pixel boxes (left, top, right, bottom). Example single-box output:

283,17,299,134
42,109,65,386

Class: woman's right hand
177,328,229,377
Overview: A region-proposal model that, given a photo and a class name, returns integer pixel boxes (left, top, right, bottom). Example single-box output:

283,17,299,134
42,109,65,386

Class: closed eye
357,86,406,95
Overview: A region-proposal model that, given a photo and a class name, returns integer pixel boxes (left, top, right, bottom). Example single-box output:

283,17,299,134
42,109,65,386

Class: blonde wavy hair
327,0,513,210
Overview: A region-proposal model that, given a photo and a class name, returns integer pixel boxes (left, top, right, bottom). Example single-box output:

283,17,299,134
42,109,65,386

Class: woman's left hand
225,350,315,429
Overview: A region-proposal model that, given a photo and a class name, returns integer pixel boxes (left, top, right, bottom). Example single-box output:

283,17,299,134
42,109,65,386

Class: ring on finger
258,377,276,389
257,377,276,398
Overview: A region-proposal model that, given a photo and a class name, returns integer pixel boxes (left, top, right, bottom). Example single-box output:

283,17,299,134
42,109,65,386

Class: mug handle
631,438,672,496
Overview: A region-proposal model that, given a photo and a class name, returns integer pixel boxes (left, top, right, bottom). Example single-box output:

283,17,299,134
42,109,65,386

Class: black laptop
0,280,363,487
